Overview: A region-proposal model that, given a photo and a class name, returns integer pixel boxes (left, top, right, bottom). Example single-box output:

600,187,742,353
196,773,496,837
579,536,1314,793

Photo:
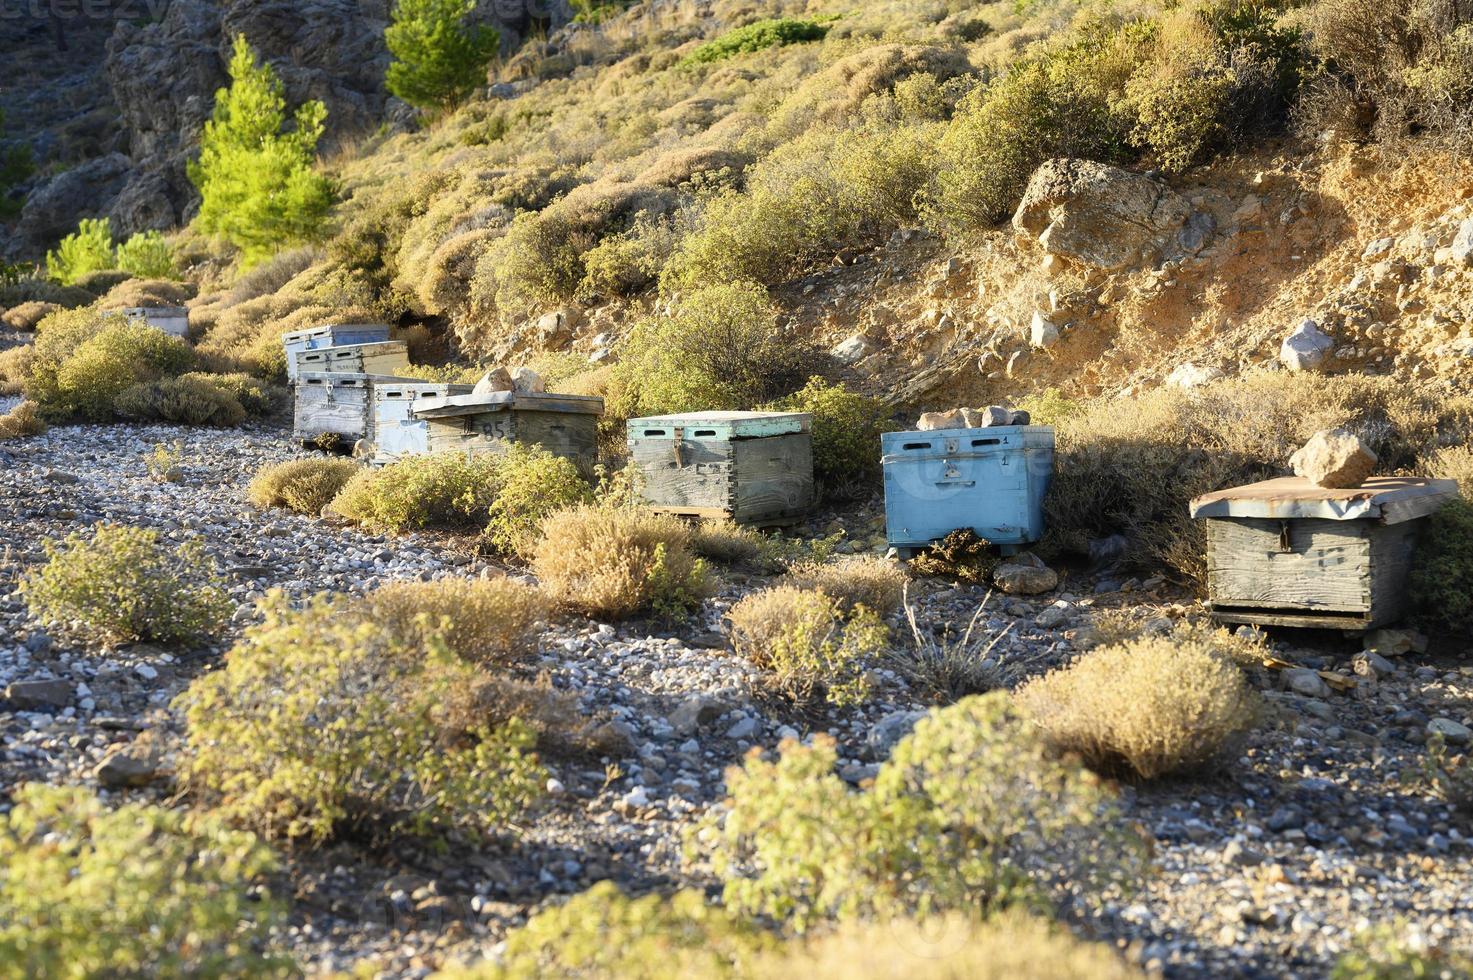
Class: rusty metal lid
1189,476,1459,524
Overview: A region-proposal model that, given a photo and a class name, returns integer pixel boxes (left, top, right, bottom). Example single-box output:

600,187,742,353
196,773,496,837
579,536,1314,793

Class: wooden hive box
411,391,604,474
292,340,409,379
1190,476,1459,630
123,306,190,340
881,425,1055,555
626,411,814,526
282,324,391,380
369,381,476,464
293,372,409,445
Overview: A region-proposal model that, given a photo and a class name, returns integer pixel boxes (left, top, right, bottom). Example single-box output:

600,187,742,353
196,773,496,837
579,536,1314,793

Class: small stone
1364,628,1428,657
1290,428,1377,489
1035,602,1070,629
1030,311,1060,349
1166,362,1224,388
1283,667,1331,699
5,679,73,710
1451,218,1473,267
95,741,163,788
725,716,759,740
134,663,159,681
1280,319,1334,372
23,631,52,654
1428,718,1472,744
867,710,927,760
993,561,1059,595
545,777,565,795
916,409,968,431
1351,651,1395,679
1222,839,1266,867
667,696,724,736
831,334,869,365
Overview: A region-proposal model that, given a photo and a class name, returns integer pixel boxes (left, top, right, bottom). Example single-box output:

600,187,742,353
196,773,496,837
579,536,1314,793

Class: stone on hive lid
473,367,514,396
512,367,545,394
1289,428,1377,489
917,409,967,431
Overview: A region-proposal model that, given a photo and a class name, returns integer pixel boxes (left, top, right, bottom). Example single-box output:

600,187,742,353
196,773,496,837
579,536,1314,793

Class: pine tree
0,110,34,220
385,0,501,111
188,35,333,264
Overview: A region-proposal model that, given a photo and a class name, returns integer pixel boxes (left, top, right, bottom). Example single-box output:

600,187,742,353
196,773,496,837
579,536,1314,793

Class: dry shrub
635,145,747,186
690,519,765,565
114,376,247,426
0,400,45,440
532,504,710,619
1046,372,1473,585
782,555,908,615
329,452,500,533
726,585,887,705
1427,444,1473,499
95,278,195,312
891,593,1006,704
908,528,998,583
362,577,549,664
2,301,59,331
1016,634,1260,780
247,458,361,514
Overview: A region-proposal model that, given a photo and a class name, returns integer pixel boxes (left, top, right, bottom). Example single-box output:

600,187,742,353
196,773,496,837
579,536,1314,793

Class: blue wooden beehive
281,323,392,380
882,425,1055,554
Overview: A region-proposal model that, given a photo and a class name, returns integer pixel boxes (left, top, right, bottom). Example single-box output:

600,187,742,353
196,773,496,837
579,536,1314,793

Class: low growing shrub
248,457,361,514
701,693,1146,931
775,378,896,494
890,594,1006,704
781,556,908,616
1410,498,1473,636
115,375,248,426
1016,634,1260,780
690,520,766,566
21,523,232,643
180,371,283,416
363,576,549,664
0,399,45,440
1333,925,1473,980
726,585,887,705
485,445,594,559
908,528,998,583
679,17,831,67
533,505,710,619
176,592,545,843
0,784,291,977
330,452,500,532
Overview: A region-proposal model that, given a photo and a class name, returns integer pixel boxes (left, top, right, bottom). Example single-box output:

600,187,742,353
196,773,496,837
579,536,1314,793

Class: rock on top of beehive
473,368,515,395
1290,428,1378,489
917,406,1031,431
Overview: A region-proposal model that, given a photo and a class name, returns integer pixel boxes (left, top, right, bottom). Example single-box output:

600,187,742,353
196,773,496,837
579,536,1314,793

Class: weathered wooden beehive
123,306,190,340
410,391,604,473
293,373,408,445
282,324,391,381
292,340,409,379
626,411,814,526
369,381,476,464
1190,476,1459,630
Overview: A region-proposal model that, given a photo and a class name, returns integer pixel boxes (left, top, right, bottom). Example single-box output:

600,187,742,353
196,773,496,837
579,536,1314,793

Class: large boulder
11,153,132,253
1013,158,1193,270
1290,428,1377,489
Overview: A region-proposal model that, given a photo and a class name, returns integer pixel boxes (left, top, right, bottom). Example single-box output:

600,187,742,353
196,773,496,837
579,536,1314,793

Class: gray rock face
1280,319,1334,372
1013,158,1193,270
1451,218,1473,267
1290,428,1377,489
12,153,132,252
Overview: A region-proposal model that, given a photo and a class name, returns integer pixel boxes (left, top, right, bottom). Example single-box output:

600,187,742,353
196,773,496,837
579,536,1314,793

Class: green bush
114,230,176,279
45,321,195,420
775,378,895,493
190,35,333,265
726,585,888,705
21,523,232,643
679,18,831,67
386,0,502,111
0,784,290,977
176,591,545,843
330,452,500,532
569,0,636,25
1411,498,1473,635
609,280,813,418
115,375,248,426
180,371,283,416
485,445,594,559
46,218,116,287
1333,925,1473,980
248,457,363,514
701,692,1145,932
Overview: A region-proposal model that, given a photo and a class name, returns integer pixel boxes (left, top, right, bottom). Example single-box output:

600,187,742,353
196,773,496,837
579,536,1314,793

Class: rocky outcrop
11,153,132,251
1013,158,1197,270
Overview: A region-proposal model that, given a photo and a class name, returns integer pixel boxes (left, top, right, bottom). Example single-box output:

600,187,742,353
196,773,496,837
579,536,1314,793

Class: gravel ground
2,418,1470,977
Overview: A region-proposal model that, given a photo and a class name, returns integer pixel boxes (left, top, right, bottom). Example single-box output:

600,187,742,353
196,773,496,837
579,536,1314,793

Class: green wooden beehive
627,411,814,526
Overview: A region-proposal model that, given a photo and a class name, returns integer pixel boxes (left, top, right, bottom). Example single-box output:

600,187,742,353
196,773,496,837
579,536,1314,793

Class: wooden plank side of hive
1205,517,1371,613
730,432,814,524
514,410,600,474
1367,519,1421,626
294,388,369,441
629,436,734,514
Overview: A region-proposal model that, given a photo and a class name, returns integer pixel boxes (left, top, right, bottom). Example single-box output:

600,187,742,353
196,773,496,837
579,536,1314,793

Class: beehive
291,340,409,379
282,324,391,381
881,425,1055,555
293,373,408,445
626,411,814,526
1190,476,1459,630
369,381,475,464
123,306,190,340
411,391,604,473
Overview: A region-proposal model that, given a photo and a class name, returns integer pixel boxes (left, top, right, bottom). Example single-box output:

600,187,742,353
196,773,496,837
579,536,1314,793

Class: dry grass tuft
689,519,765,566
1016,635,1261,780
363,576,549,664
533,505,710,619
782,555,909,615
0,400,46,440
727,585,887,705
247,458,361,515
889,590,1008,704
